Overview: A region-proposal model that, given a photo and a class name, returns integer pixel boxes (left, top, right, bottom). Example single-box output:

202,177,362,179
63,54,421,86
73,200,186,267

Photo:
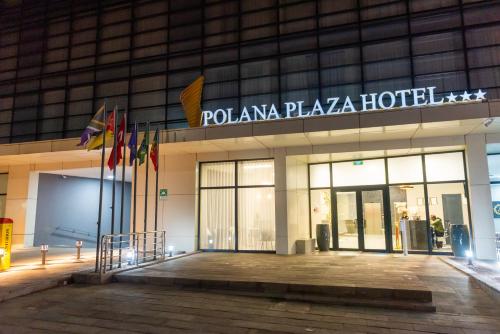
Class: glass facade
308,152,469,253
0,0,498,143
199,159,275,251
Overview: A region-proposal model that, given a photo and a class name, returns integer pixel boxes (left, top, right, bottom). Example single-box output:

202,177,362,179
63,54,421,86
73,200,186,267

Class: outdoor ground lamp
167,245,175,257
40,244,48,265
126,247,136,265
75,240,83,260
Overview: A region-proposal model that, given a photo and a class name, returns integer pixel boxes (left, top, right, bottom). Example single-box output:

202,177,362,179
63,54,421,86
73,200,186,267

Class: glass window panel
488,155,500,182
388,156,423,184
332,159,386,187
389,185,428,251
336,191,358,249
201,162,235,187
412,31,463,56
470,67,500,89
320,47,360,67
411,11,461,34
238,187,275,251
413,52,465,75
238,160,274,186
310,189,332,247
425,152,465,182
309,164,330,188
200,189,235,250
427,183,469,252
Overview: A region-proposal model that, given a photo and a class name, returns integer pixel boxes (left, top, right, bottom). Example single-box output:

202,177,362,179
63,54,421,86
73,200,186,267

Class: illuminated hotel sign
202,87,487,126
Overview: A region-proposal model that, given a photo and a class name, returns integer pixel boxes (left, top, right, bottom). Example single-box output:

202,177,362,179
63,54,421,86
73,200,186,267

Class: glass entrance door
334,188,388,251
361,190,386,250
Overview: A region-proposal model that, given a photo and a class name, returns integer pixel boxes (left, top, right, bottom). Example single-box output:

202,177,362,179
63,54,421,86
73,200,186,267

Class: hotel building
0,0,499,260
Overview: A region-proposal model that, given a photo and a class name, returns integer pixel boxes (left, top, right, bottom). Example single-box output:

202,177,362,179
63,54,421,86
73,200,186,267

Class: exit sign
159,189,168,199
353,160,364,166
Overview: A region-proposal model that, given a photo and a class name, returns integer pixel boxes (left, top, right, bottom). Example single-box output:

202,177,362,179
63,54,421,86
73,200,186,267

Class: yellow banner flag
86,130,114,151
180,76,204,128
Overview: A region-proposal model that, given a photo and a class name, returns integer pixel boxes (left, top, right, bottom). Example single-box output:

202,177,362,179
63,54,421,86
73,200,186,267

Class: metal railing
99,230,166,274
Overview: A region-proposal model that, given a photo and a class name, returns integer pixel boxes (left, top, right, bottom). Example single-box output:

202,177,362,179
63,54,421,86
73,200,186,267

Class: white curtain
200,189,235,250
238,187,275,251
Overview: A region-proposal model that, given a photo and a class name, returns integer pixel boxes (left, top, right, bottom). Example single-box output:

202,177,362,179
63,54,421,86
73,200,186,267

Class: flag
128,124,137,166
137,127,149,165
150,129,159,172
180,76,204,128
107,115,125,170
87,107,116,151
78,104,105,146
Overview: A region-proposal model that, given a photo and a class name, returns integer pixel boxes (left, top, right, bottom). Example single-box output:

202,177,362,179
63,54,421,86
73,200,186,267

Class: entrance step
114,274,436,312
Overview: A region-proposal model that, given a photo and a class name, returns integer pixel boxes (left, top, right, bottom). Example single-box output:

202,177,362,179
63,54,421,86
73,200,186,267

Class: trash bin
0,218,13,271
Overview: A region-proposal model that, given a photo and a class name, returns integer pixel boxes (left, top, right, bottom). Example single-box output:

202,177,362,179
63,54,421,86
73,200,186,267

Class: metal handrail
99,230,166,274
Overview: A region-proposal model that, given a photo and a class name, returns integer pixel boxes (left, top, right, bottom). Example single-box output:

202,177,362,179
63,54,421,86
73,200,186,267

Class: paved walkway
117,252,499,315
0,282,498,333
0,247,95,302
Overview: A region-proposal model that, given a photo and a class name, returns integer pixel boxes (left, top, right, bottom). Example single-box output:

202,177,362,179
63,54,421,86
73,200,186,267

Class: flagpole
143,122,150,262
95,103,106,273
110,106,118,270
118,113,127,268
154,130,159,260
132,122,138,244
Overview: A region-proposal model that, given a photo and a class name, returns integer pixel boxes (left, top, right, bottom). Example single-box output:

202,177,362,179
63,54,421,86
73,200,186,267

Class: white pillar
465,134,497,260
274,148,291,254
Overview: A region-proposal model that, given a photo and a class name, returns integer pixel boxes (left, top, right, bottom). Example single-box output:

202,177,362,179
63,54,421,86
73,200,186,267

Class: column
274,148,290,254
465,134,497,260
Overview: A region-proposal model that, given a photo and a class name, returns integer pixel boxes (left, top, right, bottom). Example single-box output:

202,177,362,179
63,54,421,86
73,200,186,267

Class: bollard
75,240,83,260
40,244,48,265
400,218,408,256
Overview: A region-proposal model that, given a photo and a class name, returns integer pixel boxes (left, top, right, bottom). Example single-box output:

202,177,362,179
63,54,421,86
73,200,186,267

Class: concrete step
114,274,436,312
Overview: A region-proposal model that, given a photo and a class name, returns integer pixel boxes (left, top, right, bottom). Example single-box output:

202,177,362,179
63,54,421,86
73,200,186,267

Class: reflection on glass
200,189,235,250
310,189,332,247
238,160,274,186
389,185,427,251
427,182,468,253
309,164,330,188
332,159,386,187
362,190,385,250
336,191,358,249
425,152,465,182
238,187,275,251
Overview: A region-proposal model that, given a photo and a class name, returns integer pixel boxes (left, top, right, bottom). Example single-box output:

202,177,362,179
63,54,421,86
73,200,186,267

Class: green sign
159,189,168,199
353,160,364,166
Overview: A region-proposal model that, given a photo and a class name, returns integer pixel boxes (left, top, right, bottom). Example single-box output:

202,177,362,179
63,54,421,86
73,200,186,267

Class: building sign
159,188,168,200
493,201,500,218
202,87,487,126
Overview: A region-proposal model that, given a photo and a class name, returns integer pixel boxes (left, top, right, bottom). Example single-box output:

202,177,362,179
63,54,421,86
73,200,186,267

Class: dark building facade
0,0,499,143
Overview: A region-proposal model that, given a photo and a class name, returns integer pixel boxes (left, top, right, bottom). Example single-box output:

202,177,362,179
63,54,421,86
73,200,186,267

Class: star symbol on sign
474,89,487,100
460,91,472,101
446,92,458,102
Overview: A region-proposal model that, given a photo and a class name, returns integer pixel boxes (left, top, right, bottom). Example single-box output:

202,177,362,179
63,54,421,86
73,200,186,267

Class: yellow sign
0,218,13,271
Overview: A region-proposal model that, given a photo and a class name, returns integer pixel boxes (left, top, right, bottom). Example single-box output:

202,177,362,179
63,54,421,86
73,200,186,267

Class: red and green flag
137,127,149,165
150,129,159,172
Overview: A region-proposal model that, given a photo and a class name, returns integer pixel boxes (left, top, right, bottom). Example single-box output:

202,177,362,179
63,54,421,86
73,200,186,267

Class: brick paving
0,247,95,302
0,252,499,333
0,282,499,334
115,252,500,315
